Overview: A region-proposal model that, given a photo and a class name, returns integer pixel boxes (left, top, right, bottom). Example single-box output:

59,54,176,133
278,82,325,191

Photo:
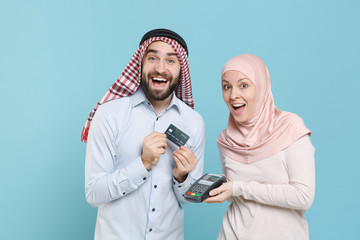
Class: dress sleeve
84,106,150,207
232,134,315,210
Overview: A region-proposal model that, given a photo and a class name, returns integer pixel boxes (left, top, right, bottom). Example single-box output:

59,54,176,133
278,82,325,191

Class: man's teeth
233,103,245,107
153,77,167,82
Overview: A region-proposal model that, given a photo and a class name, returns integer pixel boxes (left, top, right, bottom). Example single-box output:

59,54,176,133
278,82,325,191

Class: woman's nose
230,88,240,100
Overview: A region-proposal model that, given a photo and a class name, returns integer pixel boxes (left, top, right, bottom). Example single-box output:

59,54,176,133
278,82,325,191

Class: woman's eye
240,83,248,88
223,85,230,90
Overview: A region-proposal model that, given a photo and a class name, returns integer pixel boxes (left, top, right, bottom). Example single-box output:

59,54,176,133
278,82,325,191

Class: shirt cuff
232,180,246,197
124,156,151,186
172,174,192,195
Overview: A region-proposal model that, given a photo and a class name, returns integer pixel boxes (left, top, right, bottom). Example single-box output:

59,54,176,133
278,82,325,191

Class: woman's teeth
232,103,245,108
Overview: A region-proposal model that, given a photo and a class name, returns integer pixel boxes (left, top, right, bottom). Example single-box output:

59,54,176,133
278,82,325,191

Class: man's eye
148,57,156,61
168,59,175,64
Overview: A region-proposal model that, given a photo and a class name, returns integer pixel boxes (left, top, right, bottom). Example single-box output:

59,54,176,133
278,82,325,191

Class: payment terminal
185,173,227,202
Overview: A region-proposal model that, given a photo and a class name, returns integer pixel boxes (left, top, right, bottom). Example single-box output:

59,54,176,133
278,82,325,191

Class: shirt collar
132,87,181,114
132,87,148,107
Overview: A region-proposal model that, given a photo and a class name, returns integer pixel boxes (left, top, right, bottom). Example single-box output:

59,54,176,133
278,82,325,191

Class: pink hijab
217,54,311,164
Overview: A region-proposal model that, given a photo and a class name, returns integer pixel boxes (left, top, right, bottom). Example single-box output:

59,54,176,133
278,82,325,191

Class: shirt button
122,192,126,195
149,228,152,232
143,177,146,181
152,208,155,212
154,185,157,188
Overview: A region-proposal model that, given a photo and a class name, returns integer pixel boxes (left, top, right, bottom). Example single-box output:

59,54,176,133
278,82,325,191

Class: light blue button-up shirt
85,88,205,240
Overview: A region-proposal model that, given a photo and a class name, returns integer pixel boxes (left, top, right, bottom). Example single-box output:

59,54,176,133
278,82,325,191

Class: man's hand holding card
165,124,198,183
141,132,167,171
172,146,198,183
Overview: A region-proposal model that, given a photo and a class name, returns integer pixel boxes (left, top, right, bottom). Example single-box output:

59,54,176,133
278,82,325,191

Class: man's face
141,41,181,102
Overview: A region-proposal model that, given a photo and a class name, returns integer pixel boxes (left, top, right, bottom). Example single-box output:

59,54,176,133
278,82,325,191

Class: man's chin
140,79,178,102
148,91,172,101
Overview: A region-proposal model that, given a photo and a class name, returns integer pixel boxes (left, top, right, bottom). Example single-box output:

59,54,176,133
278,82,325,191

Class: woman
205,54,315,240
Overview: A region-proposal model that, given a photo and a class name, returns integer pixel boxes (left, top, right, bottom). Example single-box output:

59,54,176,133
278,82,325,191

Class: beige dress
218,134,315,240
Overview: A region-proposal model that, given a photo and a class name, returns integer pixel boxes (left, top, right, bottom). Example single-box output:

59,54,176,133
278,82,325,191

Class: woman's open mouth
232,103,245,114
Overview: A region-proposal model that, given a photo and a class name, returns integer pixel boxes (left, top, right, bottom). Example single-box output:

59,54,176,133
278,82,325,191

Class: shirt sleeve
220,152,234,204
232,134,315,211
173,117,205,204
85,106,150,207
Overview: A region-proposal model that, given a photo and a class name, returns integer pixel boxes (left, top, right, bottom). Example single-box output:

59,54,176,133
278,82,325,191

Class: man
83,29,205,239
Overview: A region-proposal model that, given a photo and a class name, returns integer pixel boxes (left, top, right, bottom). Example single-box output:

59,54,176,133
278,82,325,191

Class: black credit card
165,124,190,147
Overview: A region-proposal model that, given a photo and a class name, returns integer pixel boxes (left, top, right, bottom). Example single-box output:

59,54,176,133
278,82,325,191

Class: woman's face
222,70,256,125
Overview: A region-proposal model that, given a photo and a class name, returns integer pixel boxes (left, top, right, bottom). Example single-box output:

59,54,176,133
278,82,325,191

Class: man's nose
155,60,166,73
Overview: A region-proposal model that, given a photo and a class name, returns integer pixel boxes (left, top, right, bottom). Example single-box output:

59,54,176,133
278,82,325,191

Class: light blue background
1,0,359,239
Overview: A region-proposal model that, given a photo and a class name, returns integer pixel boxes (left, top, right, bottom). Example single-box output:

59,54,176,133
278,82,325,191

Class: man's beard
140,71,180,101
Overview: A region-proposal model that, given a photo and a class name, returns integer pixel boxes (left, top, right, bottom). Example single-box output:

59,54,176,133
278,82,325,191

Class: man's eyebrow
146,49,178,56
146,49,158,54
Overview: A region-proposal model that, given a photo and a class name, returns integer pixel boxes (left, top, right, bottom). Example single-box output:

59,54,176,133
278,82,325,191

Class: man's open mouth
152,77,169,88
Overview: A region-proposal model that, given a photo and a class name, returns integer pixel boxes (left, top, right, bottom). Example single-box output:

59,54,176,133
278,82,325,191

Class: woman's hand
204,181,233,203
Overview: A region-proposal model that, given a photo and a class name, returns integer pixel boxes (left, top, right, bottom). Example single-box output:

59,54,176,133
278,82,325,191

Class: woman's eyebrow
222,77,247,82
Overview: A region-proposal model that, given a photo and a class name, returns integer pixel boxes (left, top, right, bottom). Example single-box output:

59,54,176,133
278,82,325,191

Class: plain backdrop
1,0,359,239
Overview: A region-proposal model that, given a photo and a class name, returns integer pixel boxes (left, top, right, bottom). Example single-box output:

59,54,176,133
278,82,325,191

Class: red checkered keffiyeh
81,37,193,142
